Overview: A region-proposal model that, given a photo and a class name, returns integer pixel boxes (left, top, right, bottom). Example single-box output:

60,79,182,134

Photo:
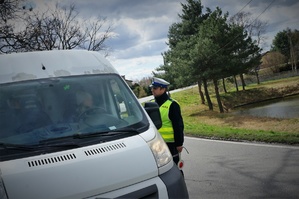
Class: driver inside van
76,90,93,115
64,90,94,122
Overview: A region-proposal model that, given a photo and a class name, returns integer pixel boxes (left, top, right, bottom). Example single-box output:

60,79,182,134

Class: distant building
259,51,286,73
121,75,133,87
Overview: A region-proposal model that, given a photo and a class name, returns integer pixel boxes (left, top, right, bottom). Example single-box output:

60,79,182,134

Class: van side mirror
144,102,162,129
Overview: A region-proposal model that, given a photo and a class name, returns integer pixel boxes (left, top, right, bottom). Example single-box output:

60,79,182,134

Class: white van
0,50,189,199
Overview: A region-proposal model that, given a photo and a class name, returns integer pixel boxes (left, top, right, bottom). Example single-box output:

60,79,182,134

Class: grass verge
171,76,299,145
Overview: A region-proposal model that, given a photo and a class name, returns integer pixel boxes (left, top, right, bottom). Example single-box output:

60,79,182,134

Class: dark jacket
154,92,184,148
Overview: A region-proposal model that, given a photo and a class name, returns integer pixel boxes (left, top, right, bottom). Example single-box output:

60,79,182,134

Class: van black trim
115,184,158,199
159,164,189,199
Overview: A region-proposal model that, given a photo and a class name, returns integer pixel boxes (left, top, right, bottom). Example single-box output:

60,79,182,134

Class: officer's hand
177,146,183,153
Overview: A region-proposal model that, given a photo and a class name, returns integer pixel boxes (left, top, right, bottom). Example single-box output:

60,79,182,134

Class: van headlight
148,130,172,168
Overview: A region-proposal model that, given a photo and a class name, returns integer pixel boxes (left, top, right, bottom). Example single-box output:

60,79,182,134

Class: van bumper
159,164,189,199
86,164,189,199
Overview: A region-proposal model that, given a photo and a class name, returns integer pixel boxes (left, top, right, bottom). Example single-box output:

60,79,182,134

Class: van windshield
0,74,148,147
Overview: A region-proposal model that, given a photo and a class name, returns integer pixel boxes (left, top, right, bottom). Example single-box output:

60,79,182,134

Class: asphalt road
181,137,299,199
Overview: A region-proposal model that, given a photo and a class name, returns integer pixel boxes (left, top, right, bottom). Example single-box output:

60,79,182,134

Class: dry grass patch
199,113,299,133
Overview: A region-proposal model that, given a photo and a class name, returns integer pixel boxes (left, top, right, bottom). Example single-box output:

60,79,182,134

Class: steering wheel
77,107,107,120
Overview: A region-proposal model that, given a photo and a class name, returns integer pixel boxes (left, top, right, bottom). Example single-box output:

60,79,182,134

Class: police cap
150,77,170,88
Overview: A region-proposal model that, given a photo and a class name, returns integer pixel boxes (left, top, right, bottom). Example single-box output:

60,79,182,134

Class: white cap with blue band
150,77,170,88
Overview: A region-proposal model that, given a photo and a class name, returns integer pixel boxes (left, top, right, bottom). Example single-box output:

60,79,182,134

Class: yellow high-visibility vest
158,100,174,142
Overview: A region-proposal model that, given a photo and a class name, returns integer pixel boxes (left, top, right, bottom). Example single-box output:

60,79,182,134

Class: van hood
0,135,158,199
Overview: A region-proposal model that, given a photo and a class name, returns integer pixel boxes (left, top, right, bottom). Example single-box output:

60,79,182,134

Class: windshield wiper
42,142,82,149
0,142,38,151
73,127,142,139
39,136,83,148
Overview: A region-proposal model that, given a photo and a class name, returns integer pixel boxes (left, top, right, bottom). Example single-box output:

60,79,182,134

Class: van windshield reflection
0,74,148,147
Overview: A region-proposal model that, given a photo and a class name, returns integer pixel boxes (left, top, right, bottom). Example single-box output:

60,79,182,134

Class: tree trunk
222,78,227,93
197,79,205,104
295,54,298,71
203,79,213,110
213,79,224,113
255,69,260,84
240,73,246,90
233,75,239,92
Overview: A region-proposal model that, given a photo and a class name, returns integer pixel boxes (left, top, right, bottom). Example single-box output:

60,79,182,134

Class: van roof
0,50,118,84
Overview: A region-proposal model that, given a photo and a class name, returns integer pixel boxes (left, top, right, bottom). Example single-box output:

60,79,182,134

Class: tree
271,28,299,71
229,11,266,85
0,2,113,54
229,11,267,47
287,29,299,71
159,0,261,113
228,23,262,90
191,7,235,113
158,0,208,105
271,30,290,58
0,0,32,23
0,0,33,53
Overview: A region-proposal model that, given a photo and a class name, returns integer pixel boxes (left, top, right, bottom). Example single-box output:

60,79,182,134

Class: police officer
150,77,185,167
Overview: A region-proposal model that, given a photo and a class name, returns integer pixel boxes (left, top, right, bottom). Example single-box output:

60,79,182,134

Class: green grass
185,121,299,144
170,76,299,145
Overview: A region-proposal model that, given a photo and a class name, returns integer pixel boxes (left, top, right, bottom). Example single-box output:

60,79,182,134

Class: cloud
107,54,164,81
111,38,167,59
26,0,299,80
107,15,171,57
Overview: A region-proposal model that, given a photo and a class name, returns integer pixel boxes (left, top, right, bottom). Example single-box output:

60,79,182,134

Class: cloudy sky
32,0,299,81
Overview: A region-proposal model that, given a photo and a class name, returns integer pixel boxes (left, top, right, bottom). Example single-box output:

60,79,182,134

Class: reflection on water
234,95,299,119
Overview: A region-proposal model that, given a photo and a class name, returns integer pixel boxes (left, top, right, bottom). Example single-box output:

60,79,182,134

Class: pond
234,95,299,119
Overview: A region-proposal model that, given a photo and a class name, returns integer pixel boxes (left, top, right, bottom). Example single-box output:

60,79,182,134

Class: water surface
235,95,299,119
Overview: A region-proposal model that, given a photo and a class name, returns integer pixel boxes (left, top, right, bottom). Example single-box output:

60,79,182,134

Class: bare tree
0,0,31,23
0,1,113,54
230,11,268,46
287,28,299,71
0,0,33,53
84,17,113,56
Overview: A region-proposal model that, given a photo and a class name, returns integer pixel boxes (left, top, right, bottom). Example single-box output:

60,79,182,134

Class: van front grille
27,153,76,167
84,142,126,157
